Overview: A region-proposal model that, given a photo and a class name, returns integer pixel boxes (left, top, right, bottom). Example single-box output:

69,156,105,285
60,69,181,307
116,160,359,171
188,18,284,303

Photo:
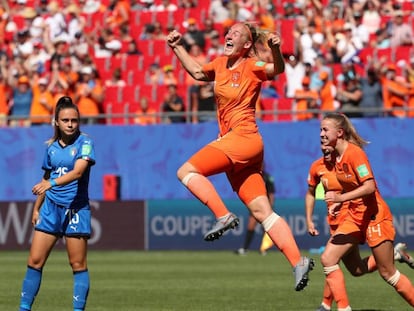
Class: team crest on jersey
230,72,240,87
255,61,266,67
342,163,352,178
70,147,77,157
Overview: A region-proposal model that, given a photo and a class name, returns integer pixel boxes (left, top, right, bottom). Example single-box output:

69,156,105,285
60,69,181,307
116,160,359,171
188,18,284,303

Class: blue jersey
42,133,95,208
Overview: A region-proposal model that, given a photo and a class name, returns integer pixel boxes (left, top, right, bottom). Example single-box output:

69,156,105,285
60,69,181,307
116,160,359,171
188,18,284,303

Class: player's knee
261,212,280,232
70,260,87,271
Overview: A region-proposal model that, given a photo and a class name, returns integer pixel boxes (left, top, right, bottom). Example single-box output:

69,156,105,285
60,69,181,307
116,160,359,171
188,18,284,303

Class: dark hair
47,96,80,145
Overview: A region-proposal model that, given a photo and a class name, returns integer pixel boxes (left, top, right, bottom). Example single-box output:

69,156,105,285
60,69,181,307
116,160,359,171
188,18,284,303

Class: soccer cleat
235,248,247,255
293,256,315,291
315,305,330,311
394,243,414,269
204,213,239,241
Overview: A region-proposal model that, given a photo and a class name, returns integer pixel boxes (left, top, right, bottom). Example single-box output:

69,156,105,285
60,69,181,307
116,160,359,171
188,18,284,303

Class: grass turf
2,250,413,311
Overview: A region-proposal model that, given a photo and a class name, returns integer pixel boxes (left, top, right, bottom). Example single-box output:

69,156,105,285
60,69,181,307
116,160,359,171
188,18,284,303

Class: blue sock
20,266,42,311
73,270,90,311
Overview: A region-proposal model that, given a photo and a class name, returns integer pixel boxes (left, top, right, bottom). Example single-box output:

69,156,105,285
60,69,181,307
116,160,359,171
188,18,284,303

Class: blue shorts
35,197,91,238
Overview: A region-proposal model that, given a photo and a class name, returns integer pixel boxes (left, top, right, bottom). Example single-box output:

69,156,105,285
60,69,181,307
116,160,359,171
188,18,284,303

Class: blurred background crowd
0,0,413,126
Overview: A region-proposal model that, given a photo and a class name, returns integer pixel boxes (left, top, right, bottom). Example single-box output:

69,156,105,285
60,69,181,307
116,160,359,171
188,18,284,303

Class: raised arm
264,33,285,79
166,30,209,82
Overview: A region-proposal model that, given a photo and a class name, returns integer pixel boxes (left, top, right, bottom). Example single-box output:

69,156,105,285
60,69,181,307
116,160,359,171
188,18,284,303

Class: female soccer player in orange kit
319,112,414,310
166,23,314,291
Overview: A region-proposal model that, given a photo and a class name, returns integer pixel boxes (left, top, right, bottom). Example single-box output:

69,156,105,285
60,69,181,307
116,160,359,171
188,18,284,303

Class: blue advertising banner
147,198,414,251
0,118,413,201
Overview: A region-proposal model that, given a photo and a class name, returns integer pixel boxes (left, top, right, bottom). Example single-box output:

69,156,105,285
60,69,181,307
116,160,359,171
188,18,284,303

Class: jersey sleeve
78,135,96,165
307,160,321,188
251,59,269,81
350,145,373,184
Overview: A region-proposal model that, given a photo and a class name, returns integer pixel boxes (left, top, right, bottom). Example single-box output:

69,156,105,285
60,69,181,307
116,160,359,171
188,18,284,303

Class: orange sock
266,217,301,267
322,281,333,308
325,268,350,309
185,173,229,218
394,273,414,306
259,233,273,253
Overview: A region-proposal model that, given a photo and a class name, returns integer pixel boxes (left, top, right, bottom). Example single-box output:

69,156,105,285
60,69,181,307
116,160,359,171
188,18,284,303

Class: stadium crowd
0,0,413,126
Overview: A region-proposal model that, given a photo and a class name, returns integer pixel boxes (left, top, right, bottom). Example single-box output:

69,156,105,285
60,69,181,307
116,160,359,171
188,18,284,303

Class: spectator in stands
155,0,178,12
388,10,413,47
351,10,370,47
106,0,131,30
163,64,178,86
182,18,206,51
44,1,69,43
178,0,197,8
381,63,410,118
30,77,55,126
359,67,384,117
209,0,231,23
134,96,157,125
74,66,104,124
361,0,381,35
140,0,156,12
319,71,338,114
285,54,306,98
293,76,319,121
9,75,33,127
336,70,363,118
335,23,364,64
206,30,224,59
161,84,186,123
125,39,142,55
201,17,218,40
104,67,126,88
146,63,165,86
25,41,50,76
66,4,86,43
372,25,391,49
190,81,216,123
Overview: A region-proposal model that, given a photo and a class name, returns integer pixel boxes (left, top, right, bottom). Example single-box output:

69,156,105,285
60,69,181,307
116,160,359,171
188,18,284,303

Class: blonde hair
323,113,369,148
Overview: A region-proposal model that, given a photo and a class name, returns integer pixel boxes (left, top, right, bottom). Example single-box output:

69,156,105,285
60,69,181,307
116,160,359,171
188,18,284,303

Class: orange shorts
188,130,266,204
366,219,395,248
332,216,395,247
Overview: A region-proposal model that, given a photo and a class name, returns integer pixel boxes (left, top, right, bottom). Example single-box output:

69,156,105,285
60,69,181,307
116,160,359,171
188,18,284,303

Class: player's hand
32,180,52,195
267,33,281,48
328,202,342,217
325,191,342,203
307,222,319,236
167,30,182,48
31,210,39,226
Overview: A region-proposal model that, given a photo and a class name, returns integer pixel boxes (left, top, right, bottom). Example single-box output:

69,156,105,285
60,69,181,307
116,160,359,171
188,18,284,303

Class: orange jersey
308,156,347,227
335,143,393,226
202,57,268,136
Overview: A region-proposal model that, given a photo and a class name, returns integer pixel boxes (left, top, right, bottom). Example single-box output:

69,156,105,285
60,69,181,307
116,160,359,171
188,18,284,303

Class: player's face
320,118,339,148
56,108,80,137
224,24,251,57
321,144,335,163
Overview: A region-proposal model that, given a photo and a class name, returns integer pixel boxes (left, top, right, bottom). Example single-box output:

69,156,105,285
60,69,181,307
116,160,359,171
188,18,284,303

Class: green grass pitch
2,250,413,310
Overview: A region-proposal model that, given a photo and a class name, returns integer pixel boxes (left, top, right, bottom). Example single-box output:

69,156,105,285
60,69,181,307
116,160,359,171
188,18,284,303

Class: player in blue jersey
19,96,96,311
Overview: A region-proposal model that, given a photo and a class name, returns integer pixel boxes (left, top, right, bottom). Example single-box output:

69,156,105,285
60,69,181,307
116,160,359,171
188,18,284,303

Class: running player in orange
319,112,414,310
307,144,381,311
166,23,314,291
